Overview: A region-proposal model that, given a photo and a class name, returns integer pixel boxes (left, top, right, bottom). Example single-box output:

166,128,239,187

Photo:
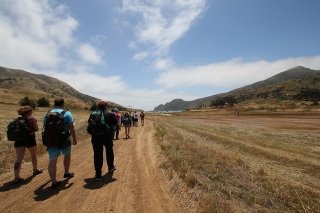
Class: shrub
37,97,50,107
19,96,36,109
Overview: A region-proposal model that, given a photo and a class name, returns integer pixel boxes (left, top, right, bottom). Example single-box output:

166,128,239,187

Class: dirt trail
0,120,180,213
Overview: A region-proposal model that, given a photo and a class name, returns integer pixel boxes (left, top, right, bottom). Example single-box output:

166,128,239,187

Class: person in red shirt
12,106,43,184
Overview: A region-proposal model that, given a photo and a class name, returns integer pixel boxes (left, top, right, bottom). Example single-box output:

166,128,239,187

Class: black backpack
7,117,30,142
42,110,67,148
87,110,110,136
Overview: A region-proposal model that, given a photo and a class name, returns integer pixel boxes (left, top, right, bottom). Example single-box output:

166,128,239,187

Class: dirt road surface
0,120,180,213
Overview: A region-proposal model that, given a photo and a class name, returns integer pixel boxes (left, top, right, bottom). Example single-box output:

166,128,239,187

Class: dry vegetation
150,111,320,212
0,103,90,174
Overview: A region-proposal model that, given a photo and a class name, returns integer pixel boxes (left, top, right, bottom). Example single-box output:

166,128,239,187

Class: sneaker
108,167,116,173
51,181,62,189
33,168,43,176
63,172,74,179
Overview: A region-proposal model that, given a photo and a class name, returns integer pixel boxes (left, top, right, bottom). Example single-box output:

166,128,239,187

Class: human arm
69,123,77,145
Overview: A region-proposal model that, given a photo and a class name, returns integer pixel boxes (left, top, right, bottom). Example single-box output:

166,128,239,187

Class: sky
1,0,320,111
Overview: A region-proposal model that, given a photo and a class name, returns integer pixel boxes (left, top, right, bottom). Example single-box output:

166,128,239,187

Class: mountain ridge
0,66,124,109
154,66,320,111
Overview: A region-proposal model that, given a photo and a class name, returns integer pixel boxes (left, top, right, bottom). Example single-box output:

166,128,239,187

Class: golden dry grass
151,112,320,212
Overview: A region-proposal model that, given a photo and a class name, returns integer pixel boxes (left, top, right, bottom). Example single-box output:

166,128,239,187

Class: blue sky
1,0,320,111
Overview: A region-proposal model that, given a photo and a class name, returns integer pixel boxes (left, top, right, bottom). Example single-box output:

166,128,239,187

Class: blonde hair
18,106,33,116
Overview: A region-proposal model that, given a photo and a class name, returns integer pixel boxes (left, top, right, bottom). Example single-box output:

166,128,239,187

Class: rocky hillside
154,66,320,111
0,66,124,109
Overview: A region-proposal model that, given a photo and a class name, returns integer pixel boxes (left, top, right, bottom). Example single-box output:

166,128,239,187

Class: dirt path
0,120,180,213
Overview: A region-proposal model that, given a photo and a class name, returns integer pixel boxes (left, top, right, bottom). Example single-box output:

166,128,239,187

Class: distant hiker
133,111,138,127
87,101,117,180
9,106,43,184
42,98,77,189
122,112,132,139
113,108,121,140
140,111,145,126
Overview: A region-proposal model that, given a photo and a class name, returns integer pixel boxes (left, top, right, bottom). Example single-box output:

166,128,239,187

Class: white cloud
120,0,206,55
133,51,149,61
0,0,78,69
156,55,320,89
77,44,103,64
153,58,174,70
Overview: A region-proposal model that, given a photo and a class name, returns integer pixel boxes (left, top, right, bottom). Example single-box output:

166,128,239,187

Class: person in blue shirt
44,98,77,189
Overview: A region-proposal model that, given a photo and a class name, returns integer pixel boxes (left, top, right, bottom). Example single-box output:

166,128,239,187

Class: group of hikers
7,98,145,188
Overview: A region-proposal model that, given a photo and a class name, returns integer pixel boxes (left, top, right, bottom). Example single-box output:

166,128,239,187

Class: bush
19,96,36,109
37,97,50,107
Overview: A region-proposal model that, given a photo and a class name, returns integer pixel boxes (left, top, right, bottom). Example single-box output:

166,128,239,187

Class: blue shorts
48,146,71,160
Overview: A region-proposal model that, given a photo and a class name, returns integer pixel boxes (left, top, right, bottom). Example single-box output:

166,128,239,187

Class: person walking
140,111,145,126
133,111,138,127
113,108,121,140
89,101,118,180
12,106,43,184
122,112,132,139
43,98,77,189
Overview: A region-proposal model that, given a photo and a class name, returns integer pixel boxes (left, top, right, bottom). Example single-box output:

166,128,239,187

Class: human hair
54,98,65,107
18,105,33,116
97,100,108,110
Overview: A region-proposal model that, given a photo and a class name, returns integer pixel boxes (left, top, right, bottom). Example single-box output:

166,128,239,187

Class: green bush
37,97,50,107
19,96,36,109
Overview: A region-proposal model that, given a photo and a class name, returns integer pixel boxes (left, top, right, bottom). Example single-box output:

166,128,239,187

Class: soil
0,120,180,213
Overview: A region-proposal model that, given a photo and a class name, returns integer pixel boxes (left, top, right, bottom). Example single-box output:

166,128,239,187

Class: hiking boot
63,172,74,179
33,168,43,176
108,167,116,173
51,181,62,189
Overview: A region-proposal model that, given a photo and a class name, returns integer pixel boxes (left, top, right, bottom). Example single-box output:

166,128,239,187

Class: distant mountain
0,66,124,109
154,66,320,111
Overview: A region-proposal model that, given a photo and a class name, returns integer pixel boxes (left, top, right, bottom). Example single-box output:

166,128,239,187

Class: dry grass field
150,111,320,212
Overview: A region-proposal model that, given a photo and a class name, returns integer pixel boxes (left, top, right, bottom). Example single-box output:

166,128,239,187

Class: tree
211,98,226,108
37,97,50,107
19,96,36,109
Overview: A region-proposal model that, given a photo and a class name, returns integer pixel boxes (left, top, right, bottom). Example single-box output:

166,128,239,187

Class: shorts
48,146,71,160
14,134,37,148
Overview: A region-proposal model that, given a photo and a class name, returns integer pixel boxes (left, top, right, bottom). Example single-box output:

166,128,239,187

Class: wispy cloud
156,56,320,89
0,0,78,69
77,44,103,64
119,0,206,56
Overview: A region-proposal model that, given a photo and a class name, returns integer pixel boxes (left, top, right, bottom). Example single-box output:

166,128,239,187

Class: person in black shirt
90,100,118,180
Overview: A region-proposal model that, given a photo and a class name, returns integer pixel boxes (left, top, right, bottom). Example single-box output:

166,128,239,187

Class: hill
154,66,320,111
0,66,124,109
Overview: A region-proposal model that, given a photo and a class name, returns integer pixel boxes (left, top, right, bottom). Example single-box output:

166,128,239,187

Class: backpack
42,110,67,148
122,116,131,125
7,117,30,142
87,110,111,136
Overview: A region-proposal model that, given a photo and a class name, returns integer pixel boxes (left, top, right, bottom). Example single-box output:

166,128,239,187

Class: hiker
113,108,121,140
11,106,43,184
140,111,145,126
88,101,117,180
122,112,132,139
133,111,138,127
43,98,77,189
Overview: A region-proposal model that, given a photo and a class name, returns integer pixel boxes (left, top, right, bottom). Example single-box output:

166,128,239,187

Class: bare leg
28,145,38,171
48,158,58,183
64,154,71,174
14,147,26,179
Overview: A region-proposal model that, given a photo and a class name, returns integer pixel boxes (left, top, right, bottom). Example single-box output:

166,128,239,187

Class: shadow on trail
0,175,35,192
33,179,74,201
83,172,117,190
